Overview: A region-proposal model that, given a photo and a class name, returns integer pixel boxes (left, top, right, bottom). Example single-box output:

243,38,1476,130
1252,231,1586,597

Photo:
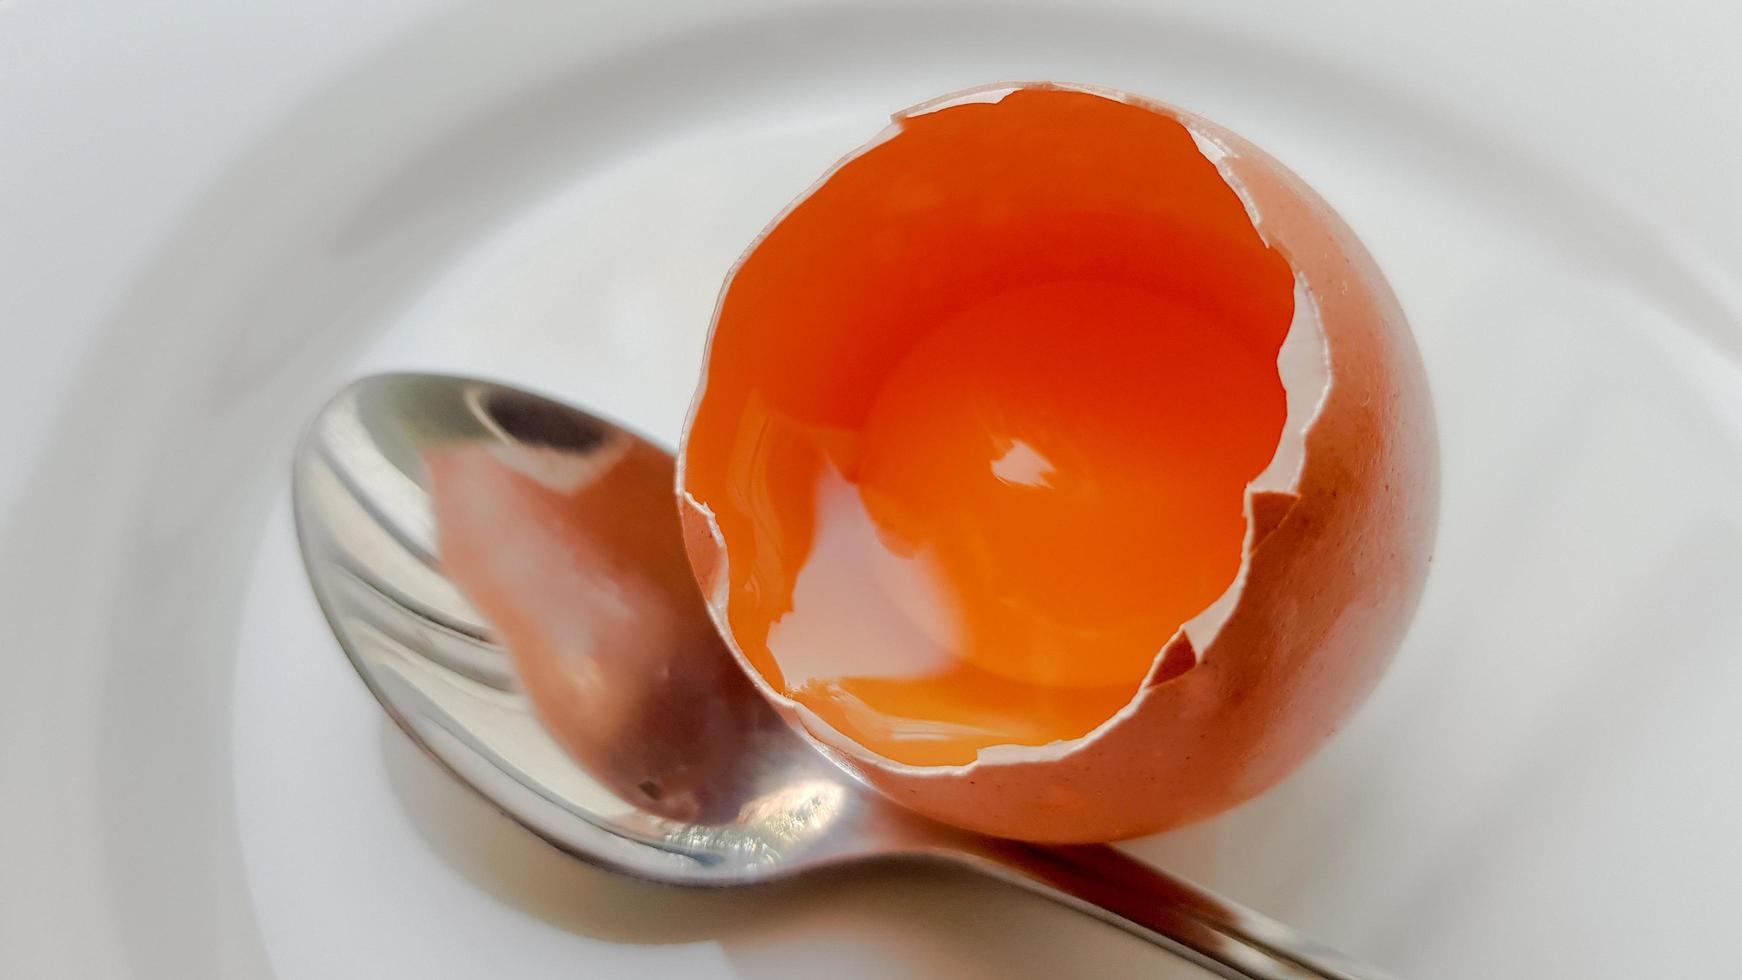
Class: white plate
5,2,1742,977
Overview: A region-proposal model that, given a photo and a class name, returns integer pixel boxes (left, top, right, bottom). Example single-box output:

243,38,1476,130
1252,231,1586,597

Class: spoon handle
948,840,1390,980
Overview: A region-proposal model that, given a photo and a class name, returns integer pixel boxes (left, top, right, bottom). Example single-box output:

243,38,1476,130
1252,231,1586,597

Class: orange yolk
682,87,1296,766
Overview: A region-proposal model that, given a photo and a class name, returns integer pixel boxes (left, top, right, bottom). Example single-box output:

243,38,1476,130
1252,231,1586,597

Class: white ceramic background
4,2,1741,978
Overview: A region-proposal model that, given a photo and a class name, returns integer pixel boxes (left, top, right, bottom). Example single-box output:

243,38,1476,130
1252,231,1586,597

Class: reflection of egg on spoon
678,83,1438,843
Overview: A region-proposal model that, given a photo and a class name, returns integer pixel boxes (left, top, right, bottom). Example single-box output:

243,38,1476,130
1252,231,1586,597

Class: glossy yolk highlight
683,87,1296,766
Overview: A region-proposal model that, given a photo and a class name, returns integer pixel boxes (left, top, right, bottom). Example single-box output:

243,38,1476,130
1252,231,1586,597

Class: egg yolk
682,87,1296,766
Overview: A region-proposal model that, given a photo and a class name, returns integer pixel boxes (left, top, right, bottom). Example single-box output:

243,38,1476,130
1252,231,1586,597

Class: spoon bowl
292,372,1385,979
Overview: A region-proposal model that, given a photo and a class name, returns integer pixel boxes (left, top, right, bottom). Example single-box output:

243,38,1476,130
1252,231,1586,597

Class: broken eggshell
678,82,1438,843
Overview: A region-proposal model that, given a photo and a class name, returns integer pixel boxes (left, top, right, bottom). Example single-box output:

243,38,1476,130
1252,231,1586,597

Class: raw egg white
679,83,1437,843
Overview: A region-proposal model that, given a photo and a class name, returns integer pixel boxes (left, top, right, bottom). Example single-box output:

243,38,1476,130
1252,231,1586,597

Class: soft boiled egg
678,83,1438,843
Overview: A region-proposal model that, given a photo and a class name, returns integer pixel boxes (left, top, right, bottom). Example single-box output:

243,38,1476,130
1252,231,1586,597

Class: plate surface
5,1,1742,977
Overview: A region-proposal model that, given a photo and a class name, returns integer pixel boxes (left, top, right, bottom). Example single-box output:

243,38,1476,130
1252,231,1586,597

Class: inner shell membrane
683,87,1295,767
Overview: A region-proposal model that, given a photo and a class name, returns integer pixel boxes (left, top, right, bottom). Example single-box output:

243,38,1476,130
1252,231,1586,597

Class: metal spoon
291,372,1384,980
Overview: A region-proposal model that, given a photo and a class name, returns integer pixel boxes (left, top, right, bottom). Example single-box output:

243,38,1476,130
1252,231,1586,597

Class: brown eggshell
678,85,1438,843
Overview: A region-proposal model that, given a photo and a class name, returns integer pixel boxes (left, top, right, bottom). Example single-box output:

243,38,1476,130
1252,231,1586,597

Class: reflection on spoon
427,427,777,823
